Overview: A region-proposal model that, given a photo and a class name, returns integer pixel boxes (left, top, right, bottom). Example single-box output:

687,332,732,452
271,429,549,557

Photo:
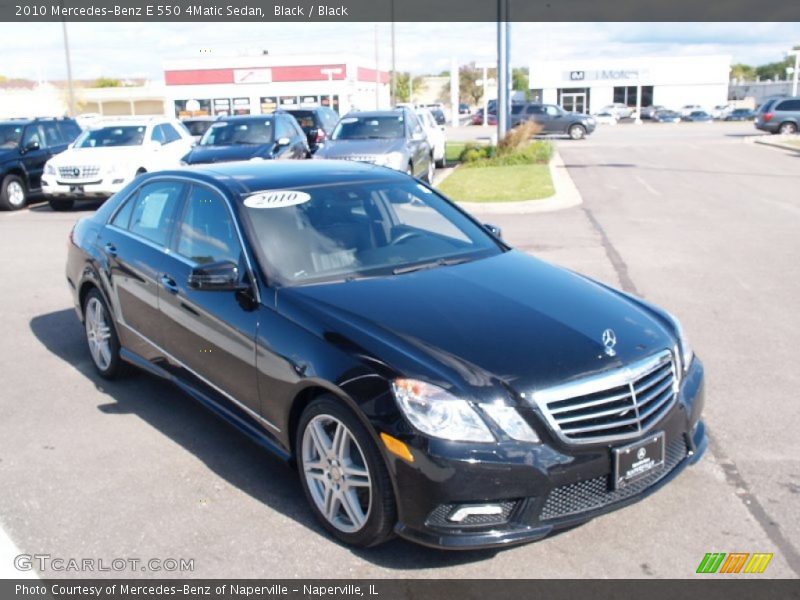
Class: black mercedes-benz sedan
65,160,706,549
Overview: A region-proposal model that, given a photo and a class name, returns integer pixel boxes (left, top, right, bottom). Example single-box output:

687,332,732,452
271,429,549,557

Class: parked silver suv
755,96,800,135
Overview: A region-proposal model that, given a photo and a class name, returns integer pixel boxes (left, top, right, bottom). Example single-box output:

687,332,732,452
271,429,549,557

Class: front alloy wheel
297,397,396,547
569,124,587,140
0,175,27,211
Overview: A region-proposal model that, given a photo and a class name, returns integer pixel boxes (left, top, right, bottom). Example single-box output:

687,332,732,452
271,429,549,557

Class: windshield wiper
392,256,472,275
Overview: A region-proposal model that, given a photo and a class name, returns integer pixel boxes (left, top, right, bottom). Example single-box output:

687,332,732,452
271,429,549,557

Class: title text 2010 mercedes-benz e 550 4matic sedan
66,160,706,549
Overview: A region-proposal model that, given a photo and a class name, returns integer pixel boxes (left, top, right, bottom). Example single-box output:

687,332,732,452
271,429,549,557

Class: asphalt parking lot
1,121,798,579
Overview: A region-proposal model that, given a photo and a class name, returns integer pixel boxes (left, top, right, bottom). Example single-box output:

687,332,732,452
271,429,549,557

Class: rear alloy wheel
83,289,128,379
0,175,27,211
778,122,798,135
49,198,75,211
568,124,587,140
297,397,396,547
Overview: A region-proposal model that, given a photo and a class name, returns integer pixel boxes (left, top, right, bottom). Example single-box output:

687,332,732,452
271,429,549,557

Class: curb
753,136,800,153
453,150,583,214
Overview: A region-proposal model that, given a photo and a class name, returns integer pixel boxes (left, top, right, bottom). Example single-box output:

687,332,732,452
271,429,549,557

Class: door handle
103,243,117,257
161,274,179,294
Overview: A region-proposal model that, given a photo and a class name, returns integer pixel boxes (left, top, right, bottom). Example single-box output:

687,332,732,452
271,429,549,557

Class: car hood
316,138,406,158
184,144,272,164
0,148,20,163
47,146,142,166
278,251,676,398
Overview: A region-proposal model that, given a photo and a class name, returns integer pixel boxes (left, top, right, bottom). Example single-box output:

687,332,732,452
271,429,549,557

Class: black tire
405,163,413,177
49,198,75,211
83,288,130,379
778,122,798,135
435,156,447,169
0,174,27,211
296,396,396,547
568,124,587,140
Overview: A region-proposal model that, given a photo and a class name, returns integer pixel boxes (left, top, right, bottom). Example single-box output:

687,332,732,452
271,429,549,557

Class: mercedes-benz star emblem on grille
637,447,646,460
72,168,80,177
602,328,617,357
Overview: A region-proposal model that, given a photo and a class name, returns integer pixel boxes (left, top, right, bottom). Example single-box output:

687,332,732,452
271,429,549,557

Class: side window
150,125,166,145
545,105,559,116
323,109,337,130
776,99,800,111
407,113,423,137
128,181,185,246
275,118,292,140
22,125,43,149
175,186,241,265
526,105,542,114
41,122,62,146
161,123,182,144
111,193,137,229
58,121,82,143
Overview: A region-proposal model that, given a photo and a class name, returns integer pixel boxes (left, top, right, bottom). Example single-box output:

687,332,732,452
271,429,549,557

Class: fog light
112,178,124,184
448,504,503,523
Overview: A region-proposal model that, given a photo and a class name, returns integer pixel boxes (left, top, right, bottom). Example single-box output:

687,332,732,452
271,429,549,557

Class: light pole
60,0,75,116
788,49,800,97
476,61,495,127
496,0,510,139
321,68,342,112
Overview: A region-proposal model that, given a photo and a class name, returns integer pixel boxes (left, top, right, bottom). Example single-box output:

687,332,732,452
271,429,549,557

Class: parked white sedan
414,107,447,168
42,117,193,210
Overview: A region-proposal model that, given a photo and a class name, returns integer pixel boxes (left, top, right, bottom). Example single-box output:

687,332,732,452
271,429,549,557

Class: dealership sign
233,68,273,84
563,69,647,82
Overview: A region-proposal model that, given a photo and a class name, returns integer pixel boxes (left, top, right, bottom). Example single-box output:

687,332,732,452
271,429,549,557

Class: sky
0,22,798,82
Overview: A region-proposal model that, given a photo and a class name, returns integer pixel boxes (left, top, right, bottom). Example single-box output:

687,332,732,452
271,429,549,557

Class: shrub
497,121,542,155
462,140,552,168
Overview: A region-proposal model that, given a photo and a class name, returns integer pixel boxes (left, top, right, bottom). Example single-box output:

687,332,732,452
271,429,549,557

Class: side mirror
483,223,503,239
23,141,40,153
188,261,247,291
276,137,291,147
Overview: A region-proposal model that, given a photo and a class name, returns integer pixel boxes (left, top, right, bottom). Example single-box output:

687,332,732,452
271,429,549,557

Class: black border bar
2,0,800,21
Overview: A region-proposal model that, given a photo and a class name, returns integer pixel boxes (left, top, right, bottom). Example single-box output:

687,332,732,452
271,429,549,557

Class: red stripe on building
357,67,390,84
164,64,350,86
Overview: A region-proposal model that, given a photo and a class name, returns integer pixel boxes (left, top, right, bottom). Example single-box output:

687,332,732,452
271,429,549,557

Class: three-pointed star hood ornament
602,328,617,357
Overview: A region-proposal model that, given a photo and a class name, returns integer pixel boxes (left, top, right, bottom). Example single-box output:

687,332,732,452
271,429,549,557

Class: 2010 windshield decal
244,190,311,209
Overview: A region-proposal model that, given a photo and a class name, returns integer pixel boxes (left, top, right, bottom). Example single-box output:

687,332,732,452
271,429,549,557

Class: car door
158,183,261,415
99,179,186,352
543,105,566,133
406,112,429,177
19,124,50,192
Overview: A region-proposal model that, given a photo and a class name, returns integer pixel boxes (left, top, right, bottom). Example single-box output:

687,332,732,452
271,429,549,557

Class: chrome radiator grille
531,350,678,444
58,165,101,180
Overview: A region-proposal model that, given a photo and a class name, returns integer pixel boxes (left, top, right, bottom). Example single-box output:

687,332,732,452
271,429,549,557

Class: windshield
0,124,24,149
75,126,145,148
241,179,503,285
286,111,316,133
200,119,274,146
332,115,405,140
184,120,214,137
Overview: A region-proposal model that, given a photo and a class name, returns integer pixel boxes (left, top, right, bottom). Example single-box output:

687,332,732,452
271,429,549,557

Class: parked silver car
755,96,800,135
314,108,434,182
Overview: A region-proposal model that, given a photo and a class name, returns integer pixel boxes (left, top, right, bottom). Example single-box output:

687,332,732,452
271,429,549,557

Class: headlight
481,403,540,443
375,151,405,169
392,379,494,442
670,314,694,372
45,163,56,175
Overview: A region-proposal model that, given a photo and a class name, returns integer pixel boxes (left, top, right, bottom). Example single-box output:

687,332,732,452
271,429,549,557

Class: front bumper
388,358,706,550
41,176,128,198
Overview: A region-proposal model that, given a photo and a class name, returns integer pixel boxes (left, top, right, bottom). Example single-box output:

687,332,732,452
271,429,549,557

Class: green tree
730,63,755,81
92,77,121,88
392,71,426,103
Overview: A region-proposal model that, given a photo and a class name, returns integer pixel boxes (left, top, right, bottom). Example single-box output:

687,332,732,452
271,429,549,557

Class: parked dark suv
282,107,339,154
755,96,800,134
510,103,596,140
0,117,82,210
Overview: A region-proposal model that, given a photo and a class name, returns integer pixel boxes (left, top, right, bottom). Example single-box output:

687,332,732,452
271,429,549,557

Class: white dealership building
529,55,731,114
161,54,391,117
